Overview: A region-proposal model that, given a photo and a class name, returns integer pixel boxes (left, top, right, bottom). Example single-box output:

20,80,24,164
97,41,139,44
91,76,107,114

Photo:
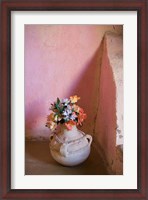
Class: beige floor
25,141,108,175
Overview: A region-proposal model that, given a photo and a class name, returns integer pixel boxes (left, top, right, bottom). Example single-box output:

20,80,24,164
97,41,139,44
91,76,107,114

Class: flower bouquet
46,95,87,131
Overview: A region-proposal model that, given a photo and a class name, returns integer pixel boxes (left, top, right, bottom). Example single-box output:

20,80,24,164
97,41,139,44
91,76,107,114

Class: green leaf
57,97,60,105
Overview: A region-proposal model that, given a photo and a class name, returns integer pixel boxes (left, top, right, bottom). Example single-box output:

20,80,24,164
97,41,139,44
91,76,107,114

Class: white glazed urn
49,125,92,166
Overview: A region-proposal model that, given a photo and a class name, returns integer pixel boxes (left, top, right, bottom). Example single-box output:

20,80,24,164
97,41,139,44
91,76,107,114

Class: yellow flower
49,121,57,131
58,116,62,121
54,115,58,122
70,95,80,103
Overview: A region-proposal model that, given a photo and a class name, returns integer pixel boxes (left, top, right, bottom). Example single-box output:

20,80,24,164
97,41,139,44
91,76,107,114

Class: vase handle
49,134,54,143
85,134,92,146
60,143,69,157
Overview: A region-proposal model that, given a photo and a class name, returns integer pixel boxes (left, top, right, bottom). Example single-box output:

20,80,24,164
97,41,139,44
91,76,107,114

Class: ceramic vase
49,125,92,166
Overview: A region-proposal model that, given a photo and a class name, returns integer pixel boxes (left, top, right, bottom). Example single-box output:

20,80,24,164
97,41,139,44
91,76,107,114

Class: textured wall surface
94,33,123,174
106,33,123,146
94,36,117,173
25,25,122,140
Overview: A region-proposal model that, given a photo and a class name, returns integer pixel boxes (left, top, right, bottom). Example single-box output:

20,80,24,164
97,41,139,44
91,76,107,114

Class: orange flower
49,121,57,131
70,95,80,103
77,112,87,126
79,107,85,113
72,104,80,113
65,120,76,130
47,113,54,121
46,121,57,131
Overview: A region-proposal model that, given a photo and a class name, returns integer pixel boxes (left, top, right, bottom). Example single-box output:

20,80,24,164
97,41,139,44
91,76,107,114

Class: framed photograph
1,0,147,199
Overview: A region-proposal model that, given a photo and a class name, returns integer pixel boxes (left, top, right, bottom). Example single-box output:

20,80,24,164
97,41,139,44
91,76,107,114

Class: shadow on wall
68,38,104,135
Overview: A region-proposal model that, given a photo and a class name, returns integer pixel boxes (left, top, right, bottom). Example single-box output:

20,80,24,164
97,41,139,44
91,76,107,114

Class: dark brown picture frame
0,0,147,199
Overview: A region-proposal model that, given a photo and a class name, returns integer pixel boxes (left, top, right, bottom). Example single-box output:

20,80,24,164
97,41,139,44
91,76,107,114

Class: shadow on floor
25,141,109,175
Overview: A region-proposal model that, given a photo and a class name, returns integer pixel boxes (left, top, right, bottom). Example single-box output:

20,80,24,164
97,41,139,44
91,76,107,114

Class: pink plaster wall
25,25,121,139
94,37,117,173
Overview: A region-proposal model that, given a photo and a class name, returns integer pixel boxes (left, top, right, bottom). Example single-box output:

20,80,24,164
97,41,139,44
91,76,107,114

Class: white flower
62,109,72,116
63,115,70,121
70,115,76,120
67,105,71,110
61,98,70,106
69,112,77,120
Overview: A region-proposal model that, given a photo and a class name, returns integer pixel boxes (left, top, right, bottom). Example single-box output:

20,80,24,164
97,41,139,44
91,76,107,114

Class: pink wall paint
94,37,117,173
25,25,122,139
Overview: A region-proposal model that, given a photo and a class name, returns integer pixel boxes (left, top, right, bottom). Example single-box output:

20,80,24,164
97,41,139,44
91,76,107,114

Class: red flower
65,120,76,130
